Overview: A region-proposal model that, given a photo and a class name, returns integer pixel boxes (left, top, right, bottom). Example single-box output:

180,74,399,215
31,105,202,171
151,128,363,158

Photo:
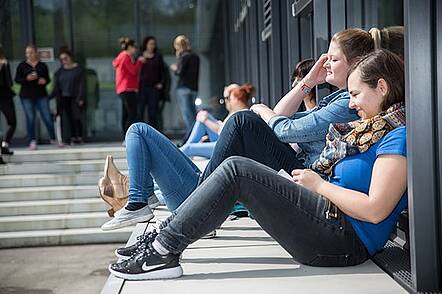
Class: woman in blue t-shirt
108,49,407,280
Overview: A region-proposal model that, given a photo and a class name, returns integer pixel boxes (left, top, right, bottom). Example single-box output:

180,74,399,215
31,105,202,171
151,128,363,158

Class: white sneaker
29,140,37,150
101,205,154,231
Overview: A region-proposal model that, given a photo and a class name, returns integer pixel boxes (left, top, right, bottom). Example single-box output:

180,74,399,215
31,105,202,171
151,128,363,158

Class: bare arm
293,154,407,224
273,54,328,116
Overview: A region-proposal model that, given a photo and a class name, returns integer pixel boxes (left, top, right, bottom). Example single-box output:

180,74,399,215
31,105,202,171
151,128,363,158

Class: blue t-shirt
329,126,407,256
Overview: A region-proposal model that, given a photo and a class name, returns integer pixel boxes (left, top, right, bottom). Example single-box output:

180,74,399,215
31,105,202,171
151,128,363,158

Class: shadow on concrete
181,256,296,265
215,236,274,242
219,226,263,231
188,243,278,250
0,287,53,294
179,261,380,280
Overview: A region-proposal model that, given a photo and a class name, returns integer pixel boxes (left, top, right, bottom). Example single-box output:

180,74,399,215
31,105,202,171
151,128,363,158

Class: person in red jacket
112,37,144,139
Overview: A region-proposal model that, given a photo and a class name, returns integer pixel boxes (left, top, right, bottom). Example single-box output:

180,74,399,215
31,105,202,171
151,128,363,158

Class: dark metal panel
435,0,442,286
269,0,283,106
257,0,270,103
248,0,261,93
404,0,441,291
330,0,346,34
18,0,35,47
222,0,231,83
280,0,290,94
345,0,364,28
287,0,301,84
313,0,330,99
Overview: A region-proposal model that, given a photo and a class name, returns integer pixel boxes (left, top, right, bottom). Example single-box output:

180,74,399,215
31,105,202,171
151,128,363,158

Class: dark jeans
157,156,368,266
60,96,83,139
201,111,304,182
138,85,160,130
20,96,56,141
120,91,138,137
0,97,17,143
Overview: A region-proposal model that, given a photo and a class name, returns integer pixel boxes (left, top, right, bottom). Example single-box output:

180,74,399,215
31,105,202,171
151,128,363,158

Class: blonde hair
369,26,404,59
174,35,191,52
223,83,240,98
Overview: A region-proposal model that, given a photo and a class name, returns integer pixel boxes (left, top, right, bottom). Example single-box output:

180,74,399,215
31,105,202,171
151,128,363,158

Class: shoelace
129,231,158,258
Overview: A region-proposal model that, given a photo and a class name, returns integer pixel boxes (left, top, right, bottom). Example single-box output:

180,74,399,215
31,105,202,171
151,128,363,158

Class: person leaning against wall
0,45,17,159
15,44,62,150
169,35,200,141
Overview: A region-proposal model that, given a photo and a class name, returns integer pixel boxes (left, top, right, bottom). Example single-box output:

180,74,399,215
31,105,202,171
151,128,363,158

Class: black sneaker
109,242,183,280
115,230,158,260
1,146,13,155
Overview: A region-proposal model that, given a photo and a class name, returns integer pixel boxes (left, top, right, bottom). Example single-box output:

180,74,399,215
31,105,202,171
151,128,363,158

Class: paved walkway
107,215,406,294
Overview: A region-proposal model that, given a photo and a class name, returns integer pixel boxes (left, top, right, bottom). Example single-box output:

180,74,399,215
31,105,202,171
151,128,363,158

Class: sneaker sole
101,213,154,231
148,201,160,209
109,264,183,280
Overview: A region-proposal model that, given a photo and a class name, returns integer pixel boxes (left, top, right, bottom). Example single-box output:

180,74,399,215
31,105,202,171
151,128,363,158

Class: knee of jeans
220,156,248,175
126,122,150,138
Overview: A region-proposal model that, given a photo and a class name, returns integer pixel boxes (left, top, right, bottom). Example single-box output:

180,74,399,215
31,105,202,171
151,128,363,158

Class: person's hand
26,72,38,81
196,110,209,123
155,83,163,90
138,56,146,63
37,77,46,85
303,54,328,87
291,169,325,192
250,103,270,117
78,100,85,107
170,63,178,72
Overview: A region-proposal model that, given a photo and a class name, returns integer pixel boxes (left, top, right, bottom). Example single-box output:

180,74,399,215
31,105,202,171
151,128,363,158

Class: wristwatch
300,82,312,94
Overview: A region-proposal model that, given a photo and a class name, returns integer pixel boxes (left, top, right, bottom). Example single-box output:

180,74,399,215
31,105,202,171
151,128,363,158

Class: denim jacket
268,89,358,167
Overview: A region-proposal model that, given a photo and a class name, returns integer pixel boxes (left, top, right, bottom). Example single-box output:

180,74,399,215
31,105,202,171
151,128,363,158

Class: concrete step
4,146,126,163
0,185,98,202
0,171,120,188
0,212,111,232
0,159,128,175
0,226,133,248
0,198,107,216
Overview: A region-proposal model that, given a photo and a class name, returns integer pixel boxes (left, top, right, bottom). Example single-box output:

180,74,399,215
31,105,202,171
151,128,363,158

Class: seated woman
100,83,255,231
179,83,252,159
108,49,407,280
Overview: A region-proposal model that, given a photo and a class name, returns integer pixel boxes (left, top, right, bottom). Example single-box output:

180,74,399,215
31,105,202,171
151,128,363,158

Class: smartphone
277,169,293,181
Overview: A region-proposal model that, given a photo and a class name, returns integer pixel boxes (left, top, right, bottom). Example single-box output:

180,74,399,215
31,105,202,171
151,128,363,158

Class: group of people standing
0,44,89,161
112,35,199,140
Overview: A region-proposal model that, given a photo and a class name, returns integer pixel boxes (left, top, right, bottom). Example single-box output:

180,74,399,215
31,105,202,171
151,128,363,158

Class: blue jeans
156,156,368,266
125,122,201,211
180,113,219,158
20,97,56,142
176,87,197,136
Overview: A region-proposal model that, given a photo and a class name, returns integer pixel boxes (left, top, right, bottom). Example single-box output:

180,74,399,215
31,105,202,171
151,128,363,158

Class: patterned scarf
311,102,406,176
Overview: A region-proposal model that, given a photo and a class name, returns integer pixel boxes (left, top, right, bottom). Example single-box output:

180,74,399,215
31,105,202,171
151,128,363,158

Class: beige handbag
98,155,129,217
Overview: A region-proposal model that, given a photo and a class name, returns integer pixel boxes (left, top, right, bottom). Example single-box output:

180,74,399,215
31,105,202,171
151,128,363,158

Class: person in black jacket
15,45,58,150
0,45,16,155
51,47,86,144
138,36,164,130
170,35,200,139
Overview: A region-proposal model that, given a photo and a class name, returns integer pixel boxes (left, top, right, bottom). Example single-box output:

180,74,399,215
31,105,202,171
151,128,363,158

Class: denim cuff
268,115,288,130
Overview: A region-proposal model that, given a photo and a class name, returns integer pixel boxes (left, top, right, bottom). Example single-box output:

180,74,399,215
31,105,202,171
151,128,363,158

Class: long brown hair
348,49,404,111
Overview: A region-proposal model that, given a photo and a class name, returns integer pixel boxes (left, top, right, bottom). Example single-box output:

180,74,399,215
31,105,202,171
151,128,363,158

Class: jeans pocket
307,253,351,267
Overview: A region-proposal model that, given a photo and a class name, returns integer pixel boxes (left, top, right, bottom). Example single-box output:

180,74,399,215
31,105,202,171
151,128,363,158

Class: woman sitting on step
108,49,408,280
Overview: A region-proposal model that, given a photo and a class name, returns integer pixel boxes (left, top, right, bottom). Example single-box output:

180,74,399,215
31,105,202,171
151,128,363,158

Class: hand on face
303,54,328,87
291,169,325,192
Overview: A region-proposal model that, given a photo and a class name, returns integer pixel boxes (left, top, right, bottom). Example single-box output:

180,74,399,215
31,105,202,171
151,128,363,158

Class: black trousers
60,96,83,140
0,97,17,143
120,91,138,138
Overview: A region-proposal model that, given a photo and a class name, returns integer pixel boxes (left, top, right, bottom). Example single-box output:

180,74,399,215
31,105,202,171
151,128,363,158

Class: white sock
152,239,170,255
